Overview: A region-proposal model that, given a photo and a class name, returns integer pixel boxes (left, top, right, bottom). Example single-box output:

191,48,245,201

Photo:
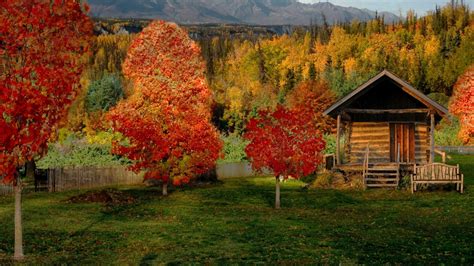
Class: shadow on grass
140,253,158,265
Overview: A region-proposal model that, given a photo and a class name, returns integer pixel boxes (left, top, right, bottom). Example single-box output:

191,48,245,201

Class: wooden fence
436,146,474,154
0,184,13,196
47,166,143,192
216,162,271,179
1,163,267,194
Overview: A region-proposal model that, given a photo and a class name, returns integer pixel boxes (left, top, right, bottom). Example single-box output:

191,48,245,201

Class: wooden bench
411,163,464,193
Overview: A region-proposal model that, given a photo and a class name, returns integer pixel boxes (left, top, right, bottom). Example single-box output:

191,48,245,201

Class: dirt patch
67,189,135,205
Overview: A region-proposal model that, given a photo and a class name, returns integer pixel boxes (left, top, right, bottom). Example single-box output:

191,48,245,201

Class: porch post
430,113,435,163
336,114,341,165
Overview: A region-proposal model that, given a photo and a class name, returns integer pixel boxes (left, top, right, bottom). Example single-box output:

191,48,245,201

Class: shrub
399,175,411,190
85,74,124,113
219,133,249,163
37,131,129,169
300,173,317,184
323,134,336,155
435,118,463,146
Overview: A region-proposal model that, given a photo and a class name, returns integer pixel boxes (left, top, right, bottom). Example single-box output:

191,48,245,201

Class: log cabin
323,70,449,187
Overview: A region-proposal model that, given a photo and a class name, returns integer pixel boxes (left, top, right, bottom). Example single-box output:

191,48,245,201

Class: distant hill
88,0,399,25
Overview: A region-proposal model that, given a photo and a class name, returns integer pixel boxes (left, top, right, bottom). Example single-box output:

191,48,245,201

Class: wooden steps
366,183,398,187
363,166,399,188
365,172,399,176
365,177,399,181
362,147,400,189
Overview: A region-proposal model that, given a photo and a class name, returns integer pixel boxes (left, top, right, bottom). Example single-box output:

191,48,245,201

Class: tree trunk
14,174,24,261
275,176,281,209
162,181,168,196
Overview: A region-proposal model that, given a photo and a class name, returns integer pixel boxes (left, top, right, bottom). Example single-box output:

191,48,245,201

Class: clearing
0,154,473,264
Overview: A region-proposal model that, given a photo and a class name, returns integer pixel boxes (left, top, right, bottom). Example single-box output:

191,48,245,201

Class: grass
0,155,473,264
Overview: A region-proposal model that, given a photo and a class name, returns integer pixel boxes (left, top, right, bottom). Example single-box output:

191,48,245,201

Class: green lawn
0,155,473,264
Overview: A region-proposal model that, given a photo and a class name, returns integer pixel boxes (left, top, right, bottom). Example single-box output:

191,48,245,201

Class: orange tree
285,80,336,134
450,65,474,144
107,21,221,195
0,0,93,260
244,105,325,209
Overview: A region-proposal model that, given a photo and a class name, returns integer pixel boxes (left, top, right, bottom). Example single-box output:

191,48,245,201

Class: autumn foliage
285,80,336,133
0,0,93,183
244,105,325,179
450,65,474,144
107,21,221,186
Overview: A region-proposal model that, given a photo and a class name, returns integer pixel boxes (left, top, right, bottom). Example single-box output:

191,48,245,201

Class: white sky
298,0,474,15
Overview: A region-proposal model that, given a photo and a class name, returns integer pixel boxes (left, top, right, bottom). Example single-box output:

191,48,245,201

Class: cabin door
390,123,415,163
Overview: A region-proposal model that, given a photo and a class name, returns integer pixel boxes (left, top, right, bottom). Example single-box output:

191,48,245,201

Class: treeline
201,2,472,132
63,1,472,140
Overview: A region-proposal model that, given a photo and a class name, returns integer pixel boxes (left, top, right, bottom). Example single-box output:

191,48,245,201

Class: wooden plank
351,147,390,153
336,114,341,165
366,184,398,187
351,140,389,146
365,173,399,176
352,123,389,127
352,125,389,132
345,108,430,114
413,180,462,184
351,131,389,136
410,123,415,162
430,113,435,163
351,125,389,130
352,125,389,130
351,132,390,136
366,178,398,181
351,137,389,143
415,125,428,131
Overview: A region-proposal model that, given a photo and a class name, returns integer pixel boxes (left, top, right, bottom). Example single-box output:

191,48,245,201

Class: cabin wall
347,122,429,164
348,122,390,163
414,123,429,164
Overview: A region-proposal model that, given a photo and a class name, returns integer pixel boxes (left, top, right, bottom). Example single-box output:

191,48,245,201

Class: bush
218,133,249,163
435,117,463,146
323,134,336,155
37,131,129,169
85,74,124,113
399,175,411,190
300,173,317,184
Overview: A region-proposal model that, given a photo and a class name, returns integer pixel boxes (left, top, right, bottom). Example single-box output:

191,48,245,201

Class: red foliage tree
107,21,221,194
244,105,325,209
0,0,93,259
450,65,474,144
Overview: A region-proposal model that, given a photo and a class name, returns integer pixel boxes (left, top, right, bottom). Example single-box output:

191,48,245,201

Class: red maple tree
244,105,326,209
107,21,221,194
0,0,93,183
0,0,93,259
450,65,474,144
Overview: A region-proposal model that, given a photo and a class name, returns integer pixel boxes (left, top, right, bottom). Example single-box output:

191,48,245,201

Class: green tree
85,74,124,113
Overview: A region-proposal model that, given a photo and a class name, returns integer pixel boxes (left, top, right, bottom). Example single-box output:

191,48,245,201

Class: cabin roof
323,70,449,118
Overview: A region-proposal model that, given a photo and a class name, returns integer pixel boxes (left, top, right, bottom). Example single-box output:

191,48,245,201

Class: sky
298,0,474,15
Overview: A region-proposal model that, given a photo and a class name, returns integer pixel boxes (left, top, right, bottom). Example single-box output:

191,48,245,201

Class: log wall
414,123,429,164
348,122,390,163
347,122,429,164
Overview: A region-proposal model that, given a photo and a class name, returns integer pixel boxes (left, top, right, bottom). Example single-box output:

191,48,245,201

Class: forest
40,1,473,168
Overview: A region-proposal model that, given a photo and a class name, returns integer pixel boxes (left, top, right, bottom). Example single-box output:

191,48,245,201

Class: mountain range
88,0,399,25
